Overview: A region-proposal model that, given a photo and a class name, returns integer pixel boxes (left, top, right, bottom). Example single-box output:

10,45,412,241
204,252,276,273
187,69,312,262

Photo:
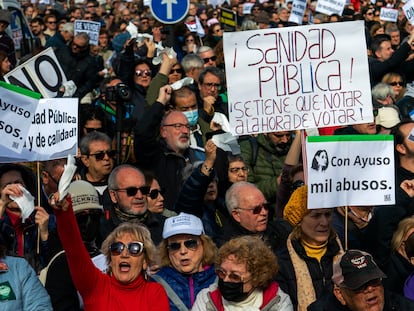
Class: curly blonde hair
216,236,278,289
101,221,156,275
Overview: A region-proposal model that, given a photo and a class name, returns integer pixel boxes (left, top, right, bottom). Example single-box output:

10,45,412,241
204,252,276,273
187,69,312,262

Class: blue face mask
183,109,198,127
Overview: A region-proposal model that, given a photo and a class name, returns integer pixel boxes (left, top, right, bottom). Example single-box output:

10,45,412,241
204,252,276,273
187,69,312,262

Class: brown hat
0,10,11,25
283,185,309,226
256,11,270,24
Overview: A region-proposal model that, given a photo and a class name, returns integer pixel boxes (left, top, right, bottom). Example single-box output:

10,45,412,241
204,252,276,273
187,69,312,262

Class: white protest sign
403,0,414,25
289,0,307,25
243,3,254,14
74,20,101,45
4,48,67,98
315,0,346,16
0,98,78,163
306,135,395,209
224,21,372,136
0,82,40,153
380,7,398,22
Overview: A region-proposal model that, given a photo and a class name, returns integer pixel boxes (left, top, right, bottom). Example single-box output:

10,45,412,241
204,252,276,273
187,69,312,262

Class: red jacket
55,203,169,311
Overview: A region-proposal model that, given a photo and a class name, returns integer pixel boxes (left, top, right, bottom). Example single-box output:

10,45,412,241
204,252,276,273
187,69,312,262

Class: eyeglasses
214,28,223,34
148,188,165,199
84,127,102,133
350,278,383,294
229,167,249,174
236,203,270,214
162,123,191,130
170,68,183,74
366,12,374,16
110,241,144,256
186,39,194,43
47,20,57,24
389,81,404,86
167,239,199,251
202,55,217,63
88,150,116,160
114,186,151,197
216,267,247,283
135,69,152,77
203,82,221,90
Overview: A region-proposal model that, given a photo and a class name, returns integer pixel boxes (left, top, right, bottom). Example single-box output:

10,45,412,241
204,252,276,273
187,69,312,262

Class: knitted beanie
283,185,309,227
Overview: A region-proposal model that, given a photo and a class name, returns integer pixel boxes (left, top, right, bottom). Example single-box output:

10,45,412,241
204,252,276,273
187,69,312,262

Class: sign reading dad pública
224,21,372,136
306,135,395,209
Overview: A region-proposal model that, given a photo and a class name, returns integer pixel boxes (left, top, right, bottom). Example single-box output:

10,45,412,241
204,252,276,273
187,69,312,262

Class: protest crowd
3,0,414,310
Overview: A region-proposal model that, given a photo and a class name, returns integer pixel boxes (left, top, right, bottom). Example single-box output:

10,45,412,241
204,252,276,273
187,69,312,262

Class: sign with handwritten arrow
150,0,189,24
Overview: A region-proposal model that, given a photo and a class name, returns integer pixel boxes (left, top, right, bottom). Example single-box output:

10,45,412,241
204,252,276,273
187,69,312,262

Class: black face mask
218,278,250,302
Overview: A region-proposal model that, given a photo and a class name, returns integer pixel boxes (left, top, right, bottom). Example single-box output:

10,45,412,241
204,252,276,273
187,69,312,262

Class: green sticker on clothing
0,282,16,301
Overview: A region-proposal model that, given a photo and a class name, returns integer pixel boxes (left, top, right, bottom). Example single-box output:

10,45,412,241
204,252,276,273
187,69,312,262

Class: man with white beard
134,85,201,211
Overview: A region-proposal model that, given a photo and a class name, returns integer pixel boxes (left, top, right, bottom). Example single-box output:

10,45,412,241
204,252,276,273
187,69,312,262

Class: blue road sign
150,0,190,24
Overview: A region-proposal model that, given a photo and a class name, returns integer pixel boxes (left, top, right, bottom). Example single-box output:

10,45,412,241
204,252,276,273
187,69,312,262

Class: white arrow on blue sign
150,0,190,24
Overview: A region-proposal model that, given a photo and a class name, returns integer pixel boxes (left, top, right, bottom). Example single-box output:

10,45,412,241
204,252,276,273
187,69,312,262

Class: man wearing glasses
43,13,58,37
100,164,165,245
54,32,100,100
135,85,201,211
308,250,414,310
223,181,291,252
79,131,114,201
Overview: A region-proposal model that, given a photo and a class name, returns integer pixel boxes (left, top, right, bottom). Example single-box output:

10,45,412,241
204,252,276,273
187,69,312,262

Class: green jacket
240,134,286,202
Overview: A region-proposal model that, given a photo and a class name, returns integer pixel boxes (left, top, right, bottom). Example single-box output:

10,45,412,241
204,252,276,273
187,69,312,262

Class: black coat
54,45,99,99
134,101,201,210
384,252,414,296
275,236,342,310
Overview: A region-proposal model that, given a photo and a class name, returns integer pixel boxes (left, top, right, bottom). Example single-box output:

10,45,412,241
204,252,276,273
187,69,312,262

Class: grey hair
225,181,259,214
372,82,395,101
181,54,204,74
79,131,112,155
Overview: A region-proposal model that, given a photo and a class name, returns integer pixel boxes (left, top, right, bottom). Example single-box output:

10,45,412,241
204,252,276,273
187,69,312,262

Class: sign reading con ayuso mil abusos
306,135,395,209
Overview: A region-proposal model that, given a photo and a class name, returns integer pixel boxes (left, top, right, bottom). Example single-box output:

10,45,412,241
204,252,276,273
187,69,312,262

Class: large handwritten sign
306,135,395,209
0,98,78,162
223,21,372,135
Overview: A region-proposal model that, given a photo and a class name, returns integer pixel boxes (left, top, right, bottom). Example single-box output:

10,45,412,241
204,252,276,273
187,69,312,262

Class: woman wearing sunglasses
50,191,169,310
152,213,217,311
192,235,293,310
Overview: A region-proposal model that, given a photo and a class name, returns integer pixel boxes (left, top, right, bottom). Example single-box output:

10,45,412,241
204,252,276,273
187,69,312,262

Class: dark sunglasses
47,20,57,24
114,186,151,197
167,239,199,251
135,69,152,77
170,68,183,74
203,55,217,63
148,188,165,199
88,150,116,160
237,203,270,214
110,241,144,256
352,278,382,294
389,81,404,86
84,127,102,133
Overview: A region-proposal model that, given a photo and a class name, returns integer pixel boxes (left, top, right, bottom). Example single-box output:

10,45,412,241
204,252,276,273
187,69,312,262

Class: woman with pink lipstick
152,213,217,311
50,191,169,310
